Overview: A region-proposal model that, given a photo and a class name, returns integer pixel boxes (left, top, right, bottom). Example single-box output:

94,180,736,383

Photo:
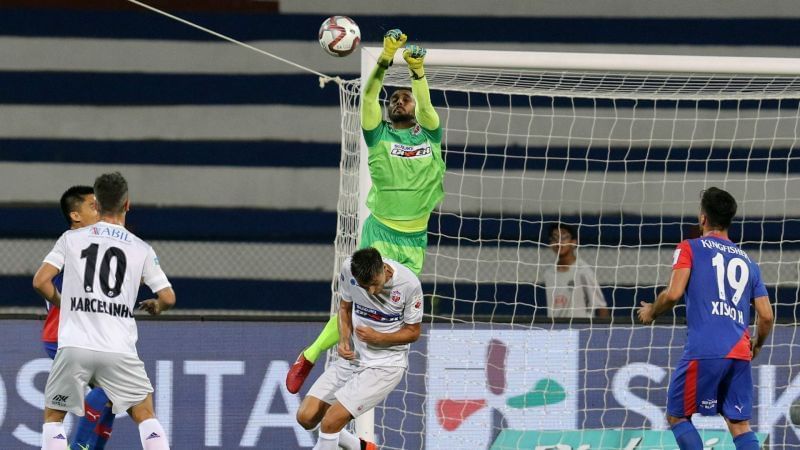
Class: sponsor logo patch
389,142,432,159
701,398,718,410
51,394,69,407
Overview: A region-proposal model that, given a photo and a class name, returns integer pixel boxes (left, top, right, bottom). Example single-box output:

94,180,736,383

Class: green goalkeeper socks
302,314,341,363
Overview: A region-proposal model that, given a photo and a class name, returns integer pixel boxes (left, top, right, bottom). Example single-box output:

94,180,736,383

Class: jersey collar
703,231,732,242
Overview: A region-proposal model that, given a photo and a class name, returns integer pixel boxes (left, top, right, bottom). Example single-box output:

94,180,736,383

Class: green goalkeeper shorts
359,214,427,275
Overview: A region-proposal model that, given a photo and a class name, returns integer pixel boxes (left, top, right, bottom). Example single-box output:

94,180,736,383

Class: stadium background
2,0,800,449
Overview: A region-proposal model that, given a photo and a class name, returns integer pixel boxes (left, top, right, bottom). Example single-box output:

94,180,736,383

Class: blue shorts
43,341,58,360
667,357,752,420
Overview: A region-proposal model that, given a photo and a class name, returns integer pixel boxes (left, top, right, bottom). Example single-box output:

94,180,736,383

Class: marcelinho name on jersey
90,226,133,242
700,238,750,261
70,297,134,318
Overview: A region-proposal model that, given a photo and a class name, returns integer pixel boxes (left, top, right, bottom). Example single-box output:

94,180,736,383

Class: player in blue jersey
638,187,774,450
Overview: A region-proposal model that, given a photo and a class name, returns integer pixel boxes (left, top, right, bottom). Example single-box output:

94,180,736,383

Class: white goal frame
351,46,800,446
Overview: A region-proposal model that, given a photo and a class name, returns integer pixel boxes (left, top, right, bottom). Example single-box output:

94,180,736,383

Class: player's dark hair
59,185,94,227
94,172,129,215
701,187,737,230
351,247,384,285
548,222,578,242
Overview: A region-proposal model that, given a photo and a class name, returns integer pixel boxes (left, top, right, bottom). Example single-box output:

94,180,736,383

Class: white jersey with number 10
43,221,171,355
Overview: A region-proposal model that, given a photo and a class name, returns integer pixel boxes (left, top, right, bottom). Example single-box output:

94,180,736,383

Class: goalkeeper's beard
389,110,415,123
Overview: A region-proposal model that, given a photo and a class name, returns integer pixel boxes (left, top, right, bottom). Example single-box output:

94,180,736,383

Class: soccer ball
318,16,361,57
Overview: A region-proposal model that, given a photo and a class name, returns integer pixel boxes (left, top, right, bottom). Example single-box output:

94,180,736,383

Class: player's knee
44,408,67,423
319,415,344,434
666,414,686,426
319,407,350,434
726,418,751,436
128,404,155,424
296,408,318,430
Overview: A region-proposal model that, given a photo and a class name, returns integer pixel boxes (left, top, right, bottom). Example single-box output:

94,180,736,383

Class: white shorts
307,359,405,418
44,347,153,415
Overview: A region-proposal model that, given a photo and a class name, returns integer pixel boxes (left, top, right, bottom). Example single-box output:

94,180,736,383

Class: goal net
334,48,800,449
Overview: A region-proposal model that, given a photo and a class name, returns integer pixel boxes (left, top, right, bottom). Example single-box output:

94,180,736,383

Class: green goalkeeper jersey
362,121,444,222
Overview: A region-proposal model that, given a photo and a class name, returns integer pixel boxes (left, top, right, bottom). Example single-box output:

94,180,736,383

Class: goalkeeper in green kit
286,29,444,393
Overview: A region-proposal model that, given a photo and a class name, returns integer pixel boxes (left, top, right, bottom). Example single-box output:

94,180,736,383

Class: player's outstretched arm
751,295,774,359
638,268,689,324
337,300,356,360
138,286,175,315
361,29,407,130
33,262,61,307
403,45,440,131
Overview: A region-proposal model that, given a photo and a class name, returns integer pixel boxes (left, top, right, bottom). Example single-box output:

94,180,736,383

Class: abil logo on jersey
90,226,132,242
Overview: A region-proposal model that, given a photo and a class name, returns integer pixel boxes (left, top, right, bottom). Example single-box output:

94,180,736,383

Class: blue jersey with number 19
673,234,768,361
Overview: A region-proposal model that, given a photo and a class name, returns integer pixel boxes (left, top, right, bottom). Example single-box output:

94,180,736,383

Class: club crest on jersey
391,290,402,303
390,142,432,159
411,124,421,135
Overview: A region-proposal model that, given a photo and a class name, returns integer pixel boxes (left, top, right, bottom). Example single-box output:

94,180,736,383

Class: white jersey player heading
339,256,423,368
44,221,171,355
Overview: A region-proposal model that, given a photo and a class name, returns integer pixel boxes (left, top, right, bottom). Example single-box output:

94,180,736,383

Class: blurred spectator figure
543,223,610,319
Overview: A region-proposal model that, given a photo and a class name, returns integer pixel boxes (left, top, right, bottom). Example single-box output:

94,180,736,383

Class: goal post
335,47,800,449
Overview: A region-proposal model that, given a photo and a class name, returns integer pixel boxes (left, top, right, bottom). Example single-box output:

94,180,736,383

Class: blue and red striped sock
70,387,112,449
91,401,115,449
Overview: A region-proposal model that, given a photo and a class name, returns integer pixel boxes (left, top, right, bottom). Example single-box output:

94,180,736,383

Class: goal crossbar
362,46,800,75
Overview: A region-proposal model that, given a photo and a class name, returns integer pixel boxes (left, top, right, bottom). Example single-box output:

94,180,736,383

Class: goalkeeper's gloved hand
379,29,407,68
403,45,427,80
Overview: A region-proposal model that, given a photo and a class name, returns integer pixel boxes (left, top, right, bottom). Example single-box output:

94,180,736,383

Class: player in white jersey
296,247,423,450
33,172,175,450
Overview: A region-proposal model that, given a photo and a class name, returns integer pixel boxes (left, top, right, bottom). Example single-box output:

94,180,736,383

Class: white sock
314,431,340,450
138,418,170,450
41,422,68,450
337,428,360,450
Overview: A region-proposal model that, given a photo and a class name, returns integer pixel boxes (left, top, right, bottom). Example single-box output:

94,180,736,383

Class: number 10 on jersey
81,243,127,297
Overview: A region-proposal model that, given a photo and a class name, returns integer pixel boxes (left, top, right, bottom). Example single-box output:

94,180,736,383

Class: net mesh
337,61,800,449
